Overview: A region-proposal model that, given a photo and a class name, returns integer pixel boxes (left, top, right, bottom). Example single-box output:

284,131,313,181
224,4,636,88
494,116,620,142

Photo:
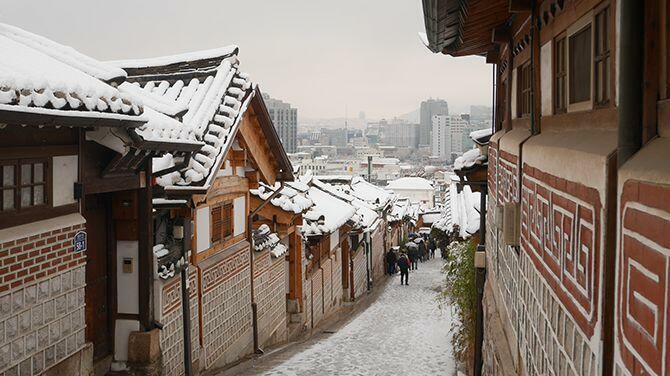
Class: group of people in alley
386,233,436,285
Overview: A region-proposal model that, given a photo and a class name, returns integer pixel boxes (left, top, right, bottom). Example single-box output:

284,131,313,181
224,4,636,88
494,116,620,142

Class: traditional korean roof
386,177,434,191
252,224,288,258
114,47,293,191
0,23,143,123
297,174,357,237
432,182,480,238
388,198,410,222
470,128,493,146
112,48,256,190
421,0,510,56
250,181,313,214
153,244,186,280
421,210,442,225
310,178,379,232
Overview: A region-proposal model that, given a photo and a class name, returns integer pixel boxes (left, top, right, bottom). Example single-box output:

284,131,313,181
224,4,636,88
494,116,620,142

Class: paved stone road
240,254,455,375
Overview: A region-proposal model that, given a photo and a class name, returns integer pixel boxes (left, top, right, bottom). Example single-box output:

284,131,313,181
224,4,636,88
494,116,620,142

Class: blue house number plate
74,231,87,252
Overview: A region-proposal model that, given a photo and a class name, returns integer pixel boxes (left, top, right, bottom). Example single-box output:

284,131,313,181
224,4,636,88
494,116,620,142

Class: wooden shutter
222,202,233,238
211,206,222,243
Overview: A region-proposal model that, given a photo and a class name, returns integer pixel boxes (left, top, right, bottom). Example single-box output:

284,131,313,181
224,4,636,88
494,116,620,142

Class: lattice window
1,158,49,212
594,6,611,107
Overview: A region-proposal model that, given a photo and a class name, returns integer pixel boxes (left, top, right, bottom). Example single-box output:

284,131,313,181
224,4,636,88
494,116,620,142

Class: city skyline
0,0,493,119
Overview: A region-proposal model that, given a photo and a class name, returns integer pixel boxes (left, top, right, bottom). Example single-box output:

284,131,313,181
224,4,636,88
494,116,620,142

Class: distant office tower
432,114,470,162
378,118,419,148
263,94,297,153
419,99,449,147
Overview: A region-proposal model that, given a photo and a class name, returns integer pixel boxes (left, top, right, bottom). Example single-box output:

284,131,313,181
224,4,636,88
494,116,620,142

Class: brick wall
253,253,286,348
0,222,87,375
352,249,367,300
615,179,670,375
157,269,200,376
199,246,252,369
483,143,605,375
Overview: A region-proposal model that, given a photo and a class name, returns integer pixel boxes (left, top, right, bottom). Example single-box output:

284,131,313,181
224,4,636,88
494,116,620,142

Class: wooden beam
238,114,277,186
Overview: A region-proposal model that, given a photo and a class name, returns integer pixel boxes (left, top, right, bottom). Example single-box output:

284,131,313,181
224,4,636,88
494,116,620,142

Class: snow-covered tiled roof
250,182,313,214
0,23,141,118
386,177,434,191
388,198,410,222
302,184,357,236
115,48,254,190
432,182,480,238
252,224,288,258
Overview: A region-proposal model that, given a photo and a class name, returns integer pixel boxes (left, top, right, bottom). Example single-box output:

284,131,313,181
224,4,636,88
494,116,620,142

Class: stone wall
254,252,287,348
310,268,324,327
156,269,200,376
0,220,87,375
199,245,252,369
370,229,385,281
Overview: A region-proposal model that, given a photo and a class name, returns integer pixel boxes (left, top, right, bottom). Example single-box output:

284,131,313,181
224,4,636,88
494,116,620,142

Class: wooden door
84,194,113,359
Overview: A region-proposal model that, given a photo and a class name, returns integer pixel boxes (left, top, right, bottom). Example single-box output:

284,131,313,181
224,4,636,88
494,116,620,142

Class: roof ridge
108,45,239,70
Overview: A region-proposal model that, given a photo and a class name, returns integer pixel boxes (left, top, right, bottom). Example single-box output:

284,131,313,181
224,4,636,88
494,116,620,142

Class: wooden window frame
594,4,611,108
1,158,51,213
554,32,568,114
567,12,595,113
210,201,234,245
517,62,532,118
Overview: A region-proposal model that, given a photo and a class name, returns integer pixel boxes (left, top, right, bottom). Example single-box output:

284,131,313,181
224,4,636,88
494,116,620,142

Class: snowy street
236,254,455,376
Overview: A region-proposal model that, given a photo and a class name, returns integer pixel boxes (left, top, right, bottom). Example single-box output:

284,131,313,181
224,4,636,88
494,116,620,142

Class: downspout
248,181,285,354
617,0,644,167
365,231,372,291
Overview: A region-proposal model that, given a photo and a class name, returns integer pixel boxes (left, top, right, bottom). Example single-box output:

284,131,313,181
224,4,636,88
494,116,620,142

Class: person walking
408,245,418,271
397,252,410,285
386,248,398,275
428,238,436,259
418,240,427,262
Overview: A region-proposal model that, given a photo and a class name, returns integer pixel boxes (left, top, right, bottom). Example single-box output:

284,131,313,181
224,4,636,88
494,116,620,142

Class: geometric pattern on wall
617,180,670,376
520,164,602,338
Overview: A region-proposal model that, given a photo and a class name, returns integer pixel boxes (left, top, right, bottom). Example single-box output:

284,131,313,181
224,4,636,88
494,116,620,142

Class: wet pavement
238,254,455,376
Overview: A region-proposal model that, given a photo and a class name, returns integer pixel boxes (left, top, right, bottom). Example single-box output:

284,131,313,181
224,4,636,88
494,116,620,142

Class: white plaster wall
236,166,245,177
218,160,233,177
196,206,211,253
329,229,339,251
233,196,246,236
52,155,78,207
541,42,553,116
117,240,139,314
511,68,518,119
114,319,140,362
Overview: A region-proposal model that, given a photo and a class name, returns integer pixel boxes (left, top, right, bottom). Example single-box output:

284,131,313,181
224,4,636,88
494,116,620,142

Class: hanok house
0,24,201,375
111,47,294,373
422,0,670,375
298,175,360,328
249,180,313,340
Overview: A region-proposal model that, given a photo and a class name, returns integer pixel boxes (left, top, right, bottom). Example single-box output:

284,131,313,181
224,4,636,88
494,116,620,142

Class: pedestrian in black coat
386,249,397,275
397,253,410,285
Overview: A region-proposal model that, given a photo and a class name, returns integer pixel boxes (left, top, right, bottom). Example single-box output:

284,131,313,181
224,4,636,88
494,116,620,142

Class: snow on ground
239,254,455,376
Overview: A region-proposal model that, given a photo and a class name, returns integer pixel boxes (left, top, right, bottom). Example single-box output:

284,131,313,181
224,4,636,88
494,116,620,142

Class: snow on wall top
453,148,486,171
120,48,254,189
0,23,141,118
108,45,238,69
469,128,492,142
386,177,434,191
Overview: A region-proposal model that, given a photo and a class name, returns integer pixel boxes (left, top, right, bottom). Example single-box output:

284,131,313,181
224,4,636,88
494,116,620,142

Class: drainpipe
177,219,193,376
365,231,372,291
529,0,539,135
247,181,285,353
618,0,644,167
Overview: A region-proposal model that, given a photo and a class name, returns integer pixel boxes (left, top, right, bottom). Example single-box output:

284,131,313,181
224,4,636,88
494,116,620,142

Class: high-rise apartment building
263,93,298,153
431,114,470,162
419,99,449,147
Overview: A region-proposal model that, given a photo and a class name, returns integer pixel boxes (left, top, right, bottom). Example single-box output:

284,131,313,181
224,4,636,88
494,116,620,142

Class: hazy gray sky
1,1,492,119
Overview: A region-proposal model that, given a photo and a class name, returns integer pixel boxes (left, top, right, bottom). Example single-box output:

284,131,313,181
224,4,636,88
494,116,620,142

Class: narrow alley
237,254,455,376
